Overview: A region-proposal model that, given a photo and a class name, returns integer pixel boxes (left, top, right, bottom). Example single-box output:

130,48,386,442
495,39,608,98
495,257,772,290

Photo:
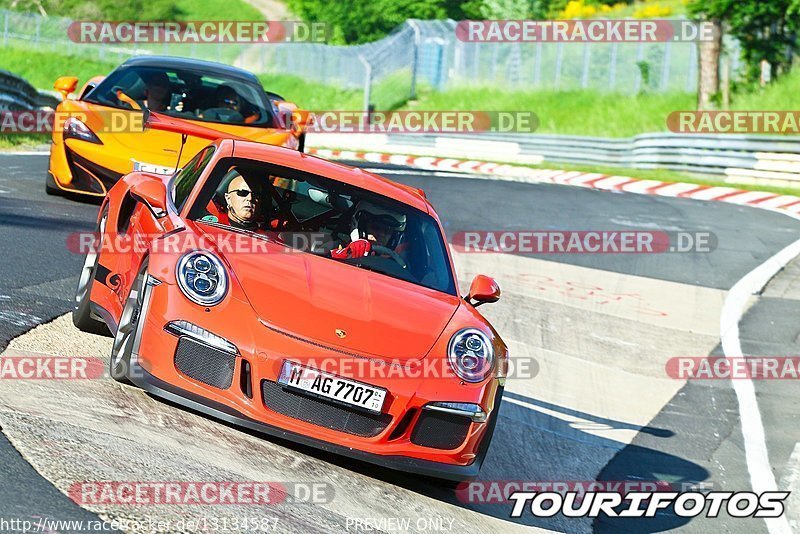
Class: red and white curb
308,148,800,215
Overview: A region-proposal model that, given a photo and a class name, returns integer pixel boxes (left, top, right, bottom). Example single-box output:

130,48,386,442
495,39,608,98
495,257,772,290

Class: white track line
720,205,800,534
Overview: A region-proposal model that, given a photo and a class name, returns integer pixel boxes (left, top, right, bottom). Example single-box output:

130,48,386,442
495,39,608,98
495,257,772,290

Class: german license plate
277,361,386,414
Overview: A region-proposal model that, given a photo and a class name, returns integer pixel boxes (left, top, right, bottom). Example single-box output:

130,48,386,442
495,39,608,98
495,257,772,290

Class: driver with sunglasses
219,175,265,231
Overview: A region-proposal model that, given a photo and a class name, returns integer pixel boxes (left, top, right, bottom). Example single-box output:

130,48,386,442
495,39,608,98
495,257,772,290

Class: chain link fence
1,10,739,112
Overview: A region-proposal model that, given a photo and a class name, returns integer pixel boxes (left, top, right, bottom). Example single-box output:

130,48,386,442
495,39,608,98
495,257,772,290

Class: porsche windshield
185,157,457,295
85,66,276,128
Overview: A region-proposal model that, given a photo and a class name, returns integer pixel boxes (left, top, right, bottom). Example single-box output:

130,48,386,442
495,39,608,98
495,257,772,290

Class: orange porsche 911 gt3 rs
47,56,308,198
74,139,506,480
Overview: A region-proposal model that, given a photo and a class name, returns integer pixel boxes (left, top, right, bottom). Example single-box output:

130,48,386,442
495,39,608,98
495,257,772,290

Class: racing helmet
350,201,407,249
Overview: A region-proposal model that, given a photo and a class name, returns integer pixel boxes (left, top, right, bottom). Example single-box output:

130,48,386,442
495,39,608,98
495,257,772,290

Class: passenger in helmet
331,201,406,260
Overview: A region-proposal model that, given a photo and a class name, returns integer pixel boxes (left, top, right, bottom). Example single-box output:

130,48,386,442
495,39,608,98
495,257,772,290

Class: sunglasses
228,189,258,198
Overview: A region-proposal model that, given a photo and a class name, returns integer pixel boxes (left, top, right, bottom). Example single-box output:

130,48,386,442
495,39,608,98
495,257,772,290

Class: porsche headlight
447,328,494,383
176,251,227,306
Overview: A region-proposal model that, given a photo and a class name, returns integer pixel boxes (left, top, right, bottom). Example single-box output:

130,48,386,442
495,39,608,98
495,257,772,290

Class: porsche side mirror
130,179,168,219
54,76,79,100
467,275,501,307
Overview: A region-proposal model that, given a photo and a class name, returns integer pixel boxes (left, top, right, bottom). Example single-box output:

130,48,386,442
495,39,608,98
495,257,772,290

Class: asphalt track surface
0,152,799,533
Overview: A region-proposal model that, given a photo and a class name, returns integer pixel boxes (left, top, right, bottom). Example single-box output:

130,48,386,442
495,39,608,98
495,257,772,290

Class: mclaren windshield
185,157,457,295
86,65,277,128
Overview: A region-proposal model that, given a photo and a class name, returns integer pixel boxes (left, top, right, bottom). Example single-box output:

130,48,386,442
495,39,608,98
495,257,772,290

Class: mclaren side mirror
467,275,501,307
54,76,79,100
130,179,168,219
291,108,312,131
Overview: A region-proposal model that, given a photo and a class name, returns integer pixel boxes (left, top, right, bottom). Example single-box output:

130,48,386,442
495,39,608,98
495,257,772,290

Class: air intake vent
411,410,472,450
174,337,236,390
261,380,391,437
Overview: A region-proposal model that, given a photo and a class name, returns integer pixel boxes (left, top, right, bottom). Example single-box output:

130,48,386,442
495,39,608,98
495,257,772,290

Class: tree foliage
688,0,798,82
0,0,183,19
286,0,558,44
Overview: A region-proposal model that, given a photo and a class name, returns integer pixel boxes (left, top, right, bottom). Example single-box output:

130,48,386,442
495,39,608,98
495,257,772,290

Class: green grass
175,0,263,20
729,69,800,111
0,47,116,92
0,134,48,149
403,86,695,137
258,73,364,110
0,47,115,149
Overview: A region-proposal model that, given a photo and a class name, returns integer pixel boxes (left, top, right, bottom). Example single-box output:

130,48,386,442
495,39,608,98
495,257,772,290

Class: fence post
686,42,697,92
608,42,618,89
533,43,542,86
633,42,645,93
581,43,591,88
660,40,671,91
554,42,563,89
260,46,265,72
3,12,8,47
490,44,499,80
358,54,371,112
408,20,421,100
472,42,480,82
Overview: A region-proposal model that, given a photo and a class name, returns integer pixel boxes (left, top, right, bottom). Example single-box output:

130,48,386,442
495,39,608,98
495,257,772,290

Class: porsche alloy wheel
73,210,109,335
110,262,147,383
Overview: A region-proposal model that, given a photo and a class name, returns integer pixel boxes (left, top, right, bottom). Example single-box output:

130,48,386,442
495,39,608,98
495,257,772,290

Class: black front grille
261,380,392,437
174,337,236,390
411,410,472,450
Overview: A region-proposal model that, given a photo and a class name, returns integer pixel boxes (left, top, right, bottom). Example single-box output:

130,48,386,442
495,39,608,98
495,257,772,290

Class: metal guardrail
384,132,800,182
0,69,59,110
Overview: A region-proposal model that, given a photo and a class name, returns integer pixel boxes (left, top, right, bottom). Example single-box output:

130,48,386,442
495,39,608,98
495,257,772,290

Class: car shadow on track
149,388,707,533
407,390,706,533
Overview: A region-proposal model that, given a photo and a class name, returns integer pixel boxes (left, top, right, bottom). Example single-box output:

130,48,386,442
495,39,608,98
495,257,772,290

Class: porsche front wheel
110,261,148,383
73,209,109,335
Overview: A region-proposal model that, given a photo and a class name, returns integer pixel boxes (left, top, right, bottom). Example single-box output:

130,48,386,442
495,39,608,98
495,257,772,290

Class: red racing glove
331,239,372,259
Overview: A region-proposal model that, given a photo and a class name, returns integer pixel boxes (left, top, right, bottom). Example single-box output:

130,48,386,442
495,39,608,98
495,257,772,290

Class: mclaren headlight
63,116,102,144
176,251,228,306
447,328,494,383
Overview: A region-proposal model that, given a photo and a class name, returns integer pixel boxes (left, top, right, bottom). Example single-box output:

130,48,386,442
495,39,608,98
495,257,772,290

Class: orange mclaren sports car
47,56,307,198
73,138,507,480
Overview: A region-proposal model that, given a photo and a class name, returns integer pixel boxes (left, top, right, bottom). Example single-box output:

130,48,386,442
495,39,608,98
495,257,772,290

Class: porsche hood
201,228,461,362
